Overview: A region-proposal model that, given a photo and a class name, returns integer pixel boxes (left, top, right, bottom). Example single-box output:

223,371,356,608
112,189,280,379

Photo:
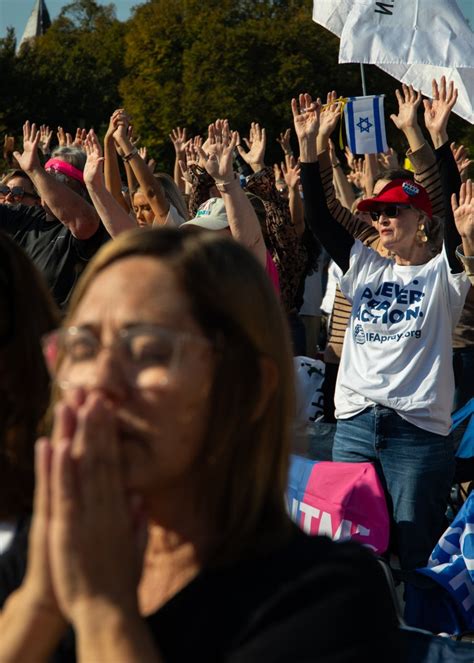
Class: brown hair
63,228,295,562
0,232,59,519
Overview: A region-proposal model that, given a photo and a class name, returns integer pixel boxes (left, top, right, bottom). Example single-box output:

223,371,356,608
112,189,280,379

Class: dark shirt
0,204,109,309
0,523,400,662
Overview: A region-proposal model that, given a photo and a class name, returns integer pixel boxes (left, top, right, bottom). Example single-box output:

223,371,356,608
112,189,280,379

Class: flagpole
360,63,367,95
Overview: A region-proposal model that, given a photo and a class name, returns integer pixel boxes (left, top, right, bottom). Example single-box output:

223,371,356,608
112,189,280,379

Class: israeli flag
344,95,388,155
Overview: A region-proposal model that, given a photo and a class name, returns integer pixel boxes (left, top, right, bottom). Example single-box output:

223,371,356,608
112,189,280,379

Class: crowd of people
0,73,473,660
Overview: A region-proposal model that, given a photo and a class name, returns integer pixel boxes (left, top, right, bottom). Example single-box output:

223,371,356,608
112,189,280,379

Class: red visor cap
357,179,432,219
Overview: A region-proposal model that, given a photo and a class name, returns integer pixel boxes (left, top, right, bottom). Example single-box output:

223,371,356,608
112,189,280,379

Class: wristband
456,245,474,277
123,147,138,162
214,177,240,193
332,162,341,168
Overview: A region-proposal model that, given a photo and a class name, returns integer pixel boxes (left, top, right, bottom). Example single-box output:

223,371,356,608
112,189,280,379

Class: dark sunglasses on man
369,204,412,222
0,184,40,203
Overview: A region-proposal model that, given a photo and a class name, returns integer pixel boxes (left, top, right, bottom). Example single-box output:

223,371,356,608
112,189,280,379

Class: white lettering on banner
374,2,394,15
449,568,474,612
299,502,320,534
459,522,474,572
292,499,371,541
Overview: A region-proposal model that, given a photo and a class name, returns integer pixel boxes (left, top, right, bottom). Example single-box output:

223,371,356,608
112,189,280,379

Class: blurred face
133,192,155,228
0,176,40,207
58,256,215,495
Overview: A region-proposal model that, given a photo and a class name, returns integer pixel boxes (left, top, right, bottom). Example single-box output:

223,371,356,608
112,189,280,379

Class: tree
12,1,126,135
122,0,468,170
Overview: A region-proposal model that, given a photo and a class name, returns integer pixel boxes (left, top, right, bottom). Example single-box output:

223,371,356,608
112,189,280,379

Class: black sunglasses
0,185,39,202
369,204,411,222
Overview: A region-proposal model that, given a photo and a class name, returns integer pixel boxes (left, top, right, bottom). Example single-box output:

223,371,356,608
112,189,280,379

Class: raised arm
237,122,266,174
452,180,474,283
103,109,130,214
200,120,267,268
281,155,304,237
390,84,425,153
113,112,171,226
294,94,353,273
423,77,458,150
83,130,137,238
316,92,375,243
421,77,462,271
328,137,355,211
169,127,188,194
13,122,99,240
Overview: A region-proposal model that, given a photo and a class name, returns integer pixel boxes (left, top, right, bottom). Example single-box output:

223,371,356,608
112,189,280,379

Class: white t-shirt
335,240,470,436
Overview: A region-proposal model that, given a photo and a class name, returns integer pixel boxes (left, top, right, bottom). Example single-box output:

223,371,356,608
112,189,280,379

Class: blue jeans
333,406,455,570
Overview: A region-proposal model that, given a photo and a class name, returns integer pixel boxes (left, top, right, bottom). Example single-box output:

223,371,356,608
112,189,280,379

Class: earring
417,223,428,243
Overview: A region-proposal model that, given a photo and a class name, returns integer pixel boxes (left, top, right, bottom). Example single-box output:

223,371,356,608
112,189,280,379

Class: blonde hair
62,228,295,562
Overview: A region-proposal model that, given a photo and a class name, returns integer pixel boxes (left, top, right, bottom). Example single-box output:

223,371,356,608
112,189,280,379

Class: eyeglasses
42,324,211,391
369,204,412,222
0,185,39,203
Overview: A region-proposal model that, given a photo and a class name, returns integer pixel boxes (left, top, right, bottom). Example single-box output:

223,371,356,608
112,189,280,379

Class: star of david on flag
344,95,388,155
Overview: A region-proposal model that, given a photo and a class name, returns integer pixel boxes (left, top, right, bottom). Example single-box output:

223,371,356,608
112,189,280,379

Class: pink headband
44,158,84,185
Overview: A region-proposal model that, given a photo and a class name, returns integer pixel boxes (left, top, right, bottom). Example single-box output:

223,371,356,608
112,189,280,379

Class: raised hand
56,126,74,148
347,156,365,191
13,121,41,173
198,119,238,183
451,142,473,182
291,93,320,162
3,135,15,165
112,111,131,144
39,125,53,155
276,128,292,156
3,134,15,155
344,145,355,171
328,138,338,166
452,179,474,242
237,122,266,173
390,83,422,132
378,147,399,171
104,109,123,142
423,76,458,147
83,130,105,190
72,128,87,149
319,91,341,136
281,155,300,190
169,127,187,155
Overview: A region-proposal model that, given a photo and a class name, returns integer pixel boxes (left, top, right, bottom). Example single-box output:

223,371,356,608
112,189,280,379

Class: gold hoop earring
416,223,428,243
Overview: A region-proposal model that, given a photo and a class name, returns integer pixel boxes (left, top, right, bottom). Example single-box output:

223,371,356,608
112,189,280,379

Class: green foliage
3,0,125,138
0,0,472,173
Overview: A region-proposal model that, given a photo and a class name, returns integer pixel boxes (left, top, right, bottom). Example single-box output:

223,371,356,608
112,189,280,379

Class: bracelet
456,245,474,277
122,147,138,162
332,162,341,168
214,177,240,193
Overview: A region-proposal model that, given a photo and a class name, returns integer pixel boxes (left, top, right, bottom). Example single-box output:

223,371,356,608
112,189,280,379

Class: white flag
339,0,474,69
344,96,388,155
312,0,474,124
312,0,352,36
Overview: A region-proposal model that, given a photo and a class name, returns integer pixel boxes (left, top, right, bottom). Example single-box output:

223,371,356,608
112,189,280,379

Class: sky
1,0,473,40
0,0,139,39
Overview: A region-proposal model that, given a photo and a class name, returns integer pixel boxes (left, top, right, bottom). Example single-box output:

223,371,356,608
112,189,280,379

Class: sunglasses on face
0,185,39,202
369,204,411,222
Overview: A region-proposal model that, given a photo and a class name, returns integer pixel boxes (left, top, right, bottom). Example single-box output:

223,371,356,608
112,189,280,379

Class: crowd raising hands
0,73,473,663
